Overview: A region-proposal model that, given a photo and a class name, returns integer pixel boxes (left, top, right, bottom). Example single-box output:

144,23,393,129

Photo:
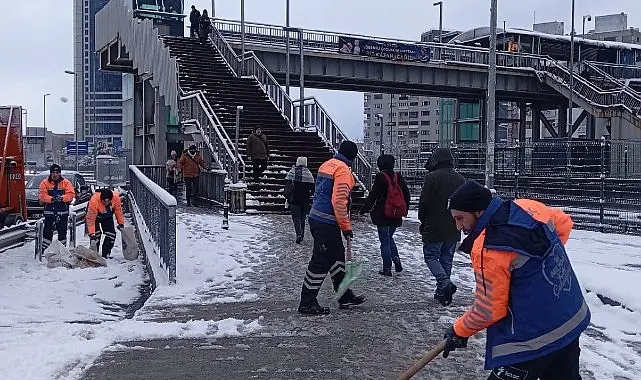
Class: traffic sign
66,141,89,156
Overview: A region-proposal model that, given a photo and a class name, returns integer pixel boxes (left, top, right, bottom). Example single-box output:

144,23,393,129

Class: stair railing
179,89,246,179
292,97,372,190
584,61,641,103
585,61,641,81
541,60,641,116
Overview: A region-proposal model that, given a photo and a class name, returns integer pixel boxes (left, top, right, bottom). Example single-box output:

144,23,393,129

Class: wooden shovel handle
396,339,447,380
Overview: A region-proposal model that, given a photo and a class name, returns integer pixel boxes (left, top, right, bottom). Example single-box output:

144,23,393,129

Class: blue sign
66,141,89,156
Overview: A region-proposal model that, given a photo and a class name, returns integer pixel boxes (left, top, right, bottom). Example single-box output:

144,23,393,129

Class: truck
0,106,27,227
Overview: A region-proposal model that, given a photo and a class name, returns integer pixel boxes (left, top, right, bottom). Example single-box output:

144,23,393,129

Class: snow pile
142,210,268,307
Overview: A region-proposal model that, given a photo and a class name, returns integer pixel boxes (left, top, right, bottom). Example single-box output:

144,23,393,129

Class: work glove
117,224,124,231
443,325,468,358
53,195,64,203
342,230,353,240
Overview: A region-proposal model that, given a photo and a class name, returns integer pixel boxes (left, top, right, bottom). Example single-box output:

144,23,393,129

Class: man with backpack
360,155,410,276
284,156,315,244
419,148,465,306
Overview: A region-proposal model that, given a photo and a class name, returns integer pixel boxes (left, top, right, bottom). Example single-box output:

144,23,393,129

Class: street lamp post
65,70,79,171
285,0,291,95
43,93,50,169
433,2,443,43
376,113,384,156
240,0,245,76
580,15,591,62
485,0,498,190
568,0,577,173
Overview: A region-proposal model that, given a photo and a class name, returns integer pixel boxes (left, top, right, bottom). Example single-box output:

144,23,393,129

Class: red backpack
381,172,408,218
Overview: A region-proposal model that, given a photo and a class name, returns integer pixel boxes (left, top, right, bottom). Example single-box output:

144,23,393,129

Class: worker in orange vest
86,189,125,258
38,164,75,251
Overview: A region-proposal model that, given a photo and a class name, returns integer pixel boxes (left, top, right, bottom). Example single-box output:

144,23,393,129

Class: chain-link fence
402,140,641,235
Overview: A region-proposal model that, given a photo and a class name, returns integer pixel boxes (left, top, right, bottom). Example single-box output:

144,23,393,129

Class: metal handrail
211,26,240,76
584,61,641,101
212,18,549,71
585,61,641,80
292,97,372,190
179,90,246,178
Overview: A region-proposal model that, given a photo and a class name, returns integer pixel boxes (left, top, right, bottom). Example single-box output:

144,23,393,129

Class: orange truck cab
0,106,27,227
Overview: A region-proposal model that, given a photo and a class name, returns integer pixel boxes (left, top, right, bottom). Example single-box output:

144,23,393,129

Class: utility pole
240,0,245,76
485,0,498,190
212,0,216,18
298,28,305,127
43,93,50,168
568,0,576,173
285,0,291,95
376,114,384,156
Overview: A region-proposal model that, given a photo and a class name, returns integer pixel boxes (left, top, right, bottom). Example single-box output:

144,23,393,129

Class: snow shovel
335,237,362,300
396,339,447,380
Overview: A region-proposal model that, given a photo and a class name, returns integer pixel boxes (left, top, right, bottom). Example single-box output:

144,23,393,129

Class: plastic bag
121,227,139,261
45,240,78,269
71,246,107,268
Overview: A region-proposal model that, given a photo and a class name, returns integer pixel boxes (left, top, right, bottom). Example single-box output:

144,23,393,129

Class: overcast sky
2,0,640,139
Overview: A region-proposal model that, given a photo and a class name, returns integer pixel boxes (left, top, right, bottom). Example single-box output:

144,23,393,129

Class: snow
128,165,177,206
139,210,268,308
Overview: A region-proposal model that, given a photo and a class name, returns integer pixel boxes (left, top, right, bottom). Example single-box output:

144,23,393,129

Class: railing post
599,137,606,232
222,179,230,230
514,140,520,199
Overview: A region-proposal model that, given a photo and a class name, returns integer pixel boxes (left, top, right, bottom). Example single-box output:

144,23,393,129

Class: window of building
374,104,383,109
436,100,440,106
436,120,439,125
374,122,381,127
421,130,429,135
409,111,419,118
422,100,430,106
398,121,409,126
409,120,419,126
421,120,431,126
397,131,405,137
399,111,409,118
388,112,396,118
364,94,370,102
409,101,419,107
374,94,383,99
436,130,439,134
399,95,409,100
366,114,371,119
398,102,409,107
421,110,430,116
436,110,440,116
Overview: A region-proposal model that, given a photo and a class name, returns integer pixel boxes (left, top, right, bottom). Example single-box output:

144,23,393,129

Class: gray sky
2,0,640,139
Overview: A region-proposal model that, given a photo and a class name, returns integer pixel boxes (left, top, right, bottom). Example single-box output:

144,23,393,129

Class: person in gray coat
418,148,465,306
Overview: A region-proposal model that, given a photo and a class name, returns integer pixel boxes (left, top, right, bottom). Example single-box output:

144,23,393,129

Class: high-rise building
73,0,124,154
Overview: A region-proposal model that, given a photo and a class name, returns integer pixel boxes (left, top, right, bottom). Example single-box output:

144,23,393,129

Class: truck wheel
4,214,24,228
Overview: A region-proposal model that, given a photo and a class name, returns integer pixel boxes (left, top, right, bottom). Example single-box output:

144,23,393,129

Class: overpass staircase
163,35,370,212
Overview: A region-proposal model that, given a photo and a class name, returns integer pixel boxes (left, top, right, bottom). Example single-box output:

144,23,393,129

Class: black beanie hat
448,180,493,212
100,189,114,201
338,140,358,162
50,164,62,173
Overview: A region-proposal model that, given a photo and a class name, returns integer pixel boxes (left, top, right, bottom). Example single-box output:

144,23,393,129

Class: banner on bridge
338,36,431,62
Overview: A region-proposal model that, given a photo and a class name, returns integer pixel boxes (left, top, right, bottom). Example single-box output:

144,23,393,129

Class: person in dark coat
246,127,269,181
199,9,211,43
418,148,465,306
189,5,201,38
284,156,315,244
360,155,410,276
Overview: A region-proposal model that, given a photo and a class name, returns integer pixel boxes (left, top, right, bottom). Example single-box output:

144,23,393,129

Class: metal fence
135,165,168,189
197,170,228,205
129,165,177,284
402,140,641,235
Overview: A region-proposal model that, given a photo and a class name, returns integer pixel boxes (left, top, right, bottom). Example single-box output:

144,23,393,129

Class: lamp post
212,0,216,18
43,93,50,169
234,106,243,183
503,21,507,51
485,0,498,190
580,15,591,62
65,70,79,171
285,0,291,95
376,113,384,156
433,1,443,43
568,0,577,173
240,0,245,76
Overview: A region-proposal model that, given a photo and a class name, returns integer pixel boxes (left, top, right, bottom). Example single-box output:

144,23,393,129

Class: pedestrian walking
360,154,410,276
246,127,269,182
199,9,211,43
442,180,590,380
189,5,201,38
418,148,465,306
298,141,365,315
165,150,178,196
86,189,126,259
284,156,315,244
38,164,75,251
178,145,206,207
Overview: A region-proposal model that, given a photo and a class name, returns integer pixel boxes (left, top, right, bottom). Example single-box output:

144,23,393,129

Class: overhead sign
66,141,89,156
338,36,431,62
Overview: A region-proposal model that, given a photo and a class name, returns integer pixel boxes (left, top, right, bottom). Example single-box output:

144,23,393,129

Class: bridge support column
531,104,541,141
587,115,596,139
518,102,527,143
558,106,568,138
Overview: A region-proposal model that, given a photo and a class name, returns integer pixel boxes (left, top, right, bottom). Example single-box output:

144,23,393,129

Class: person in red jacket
86,189,125,258
38,164,76,251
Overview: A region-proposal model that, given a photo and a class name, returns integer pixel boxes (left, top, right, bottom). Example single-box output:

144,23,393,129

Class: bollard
222,184,230,230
